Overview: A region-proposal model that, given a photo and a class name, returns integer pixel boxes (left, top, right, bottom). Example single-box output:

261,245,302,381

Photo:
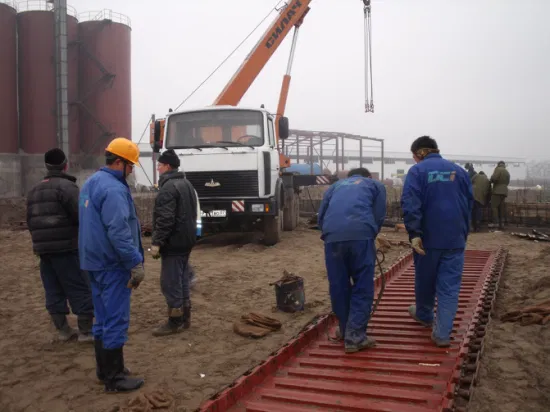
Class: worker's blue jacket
318,176,386,243
401,153,473,249
79,168,144,272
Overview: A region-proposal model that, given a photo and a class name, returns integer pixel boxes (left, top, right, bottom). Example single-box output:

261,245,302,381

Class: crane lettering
265,1,304,49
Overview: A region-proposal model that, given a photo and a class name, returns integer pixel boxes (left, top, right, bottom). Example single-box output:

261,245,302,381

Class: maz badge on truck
205,179,221,188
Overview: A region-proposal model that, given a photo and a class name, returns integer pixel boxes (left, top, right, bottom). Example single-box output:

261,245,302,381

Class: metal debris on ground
500,299,550,325
375,236,392,253
510,231,550,242
116,388,176,412
233,313,282,339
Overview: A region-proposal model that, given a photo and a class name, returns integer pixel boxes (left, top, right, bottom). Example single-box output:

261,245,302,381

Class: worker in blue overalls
401,136,473,347
79,137,145,392
318,168,386,353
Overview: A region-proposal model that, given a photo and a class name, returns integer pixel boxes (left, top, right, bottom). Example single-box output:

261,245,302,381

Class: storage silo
17,2,79,192
78,10,131,168
0,1,20,197
18,4,79,155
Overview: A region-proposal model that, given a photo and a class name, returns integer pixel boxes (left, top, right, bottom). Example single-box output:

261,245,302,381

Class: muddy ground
0,224,548,412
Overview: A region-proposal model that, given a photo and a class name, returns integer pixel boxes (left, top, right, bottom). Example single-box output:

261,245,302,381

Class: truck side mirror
278,116,289,140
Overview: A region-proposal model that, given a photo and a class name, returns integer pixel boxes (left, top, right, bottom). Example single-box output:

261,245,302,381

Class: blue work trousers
88,269,132,349
39,251,93,316
324,240,375,345
414,249,465,341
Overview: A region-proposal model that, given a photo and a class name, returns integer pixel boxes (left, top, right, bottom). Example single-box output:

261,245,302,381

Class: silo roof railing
16,0,77,17
78,9,131,27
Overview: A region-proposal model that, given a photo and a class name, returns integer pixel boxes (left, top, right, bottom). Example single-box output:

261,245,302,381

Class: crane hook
363,0,374,113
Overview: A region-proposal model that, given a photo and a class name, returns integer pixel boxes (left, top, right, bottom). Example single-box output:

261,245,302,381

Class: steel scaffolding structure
283,129,385,179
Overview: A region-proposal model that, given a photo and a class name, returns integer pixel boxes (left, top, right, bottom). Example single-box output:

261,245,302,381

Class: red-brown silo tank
0,2,18,154
17,7,80,155
78,12,131,156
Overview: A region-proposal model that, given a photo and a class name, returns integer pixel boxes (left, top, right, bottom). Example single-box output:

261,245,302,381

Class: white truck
151,105,332,245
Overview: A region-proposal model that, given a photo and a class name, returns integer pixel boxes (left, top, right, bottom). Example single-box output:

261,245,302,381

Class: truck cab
151,106,296,245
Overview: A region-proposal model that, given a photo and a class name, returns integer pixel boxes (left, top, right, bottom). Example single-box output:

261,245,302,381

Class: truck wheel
263,209,283,246
283,191,298,231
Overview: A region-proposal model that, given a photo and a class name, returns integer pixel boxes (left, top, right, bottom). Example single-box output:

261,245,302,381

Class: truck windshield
165,110,264,149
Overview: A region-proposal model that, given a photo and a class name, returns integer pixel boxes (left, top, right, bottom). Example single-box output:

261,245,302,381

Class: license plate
201,209,227,218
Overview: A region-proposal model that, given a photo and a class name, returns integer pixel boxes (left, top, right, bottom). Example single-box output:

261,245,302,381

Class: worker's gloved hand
151,245,161,260
411,237,426,255
127,264,145,289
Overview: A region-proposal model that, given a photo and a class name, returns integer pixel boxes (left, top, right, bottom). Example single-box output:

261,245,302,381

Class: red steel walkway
199,249,507,412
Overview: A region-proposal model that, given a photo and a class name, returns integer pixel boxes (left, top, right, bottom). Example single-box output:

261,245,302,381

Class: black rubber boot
77,315,94,343
95,340,130,382
94,339,105,381
103,347,144,393
183,300,191,330
50,313,78,342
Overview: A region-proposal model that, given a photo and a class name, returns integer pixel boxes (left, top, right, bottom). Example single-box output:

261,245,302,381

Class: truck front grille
186,170,259,198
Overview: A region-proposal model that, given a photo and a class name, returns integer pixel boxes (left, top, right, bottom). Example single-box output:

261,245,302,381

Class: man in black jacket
151,149,198,336
26,148,94,342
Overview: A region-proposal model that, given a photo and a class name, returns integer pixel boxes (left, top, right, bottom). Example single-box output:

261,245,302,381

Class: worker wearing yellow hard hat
78,137,145,393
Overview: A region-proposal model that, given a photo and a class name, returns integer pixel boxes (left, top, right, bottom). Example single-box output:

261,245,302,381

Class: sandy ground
0,224,548,412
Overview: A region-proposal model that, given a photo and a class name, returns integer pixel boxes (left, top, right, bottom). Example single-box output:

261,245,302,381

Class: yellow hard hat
105,137,140,165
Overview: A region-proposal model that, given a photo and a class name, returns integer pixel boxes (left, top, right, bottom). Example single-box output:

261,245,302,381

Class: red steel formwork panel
0,2,18,153
18,10,79,155
199,248,507,412
78,17,131,156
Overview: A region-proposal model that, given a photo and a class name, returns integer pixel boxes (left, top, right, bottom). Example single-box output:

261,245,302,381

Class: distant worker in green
490,161,510,230
471,171,491,232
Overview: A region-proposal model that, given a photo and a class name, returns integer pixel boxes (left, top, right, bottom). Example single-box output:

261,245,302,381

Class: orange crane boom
213,0,312,107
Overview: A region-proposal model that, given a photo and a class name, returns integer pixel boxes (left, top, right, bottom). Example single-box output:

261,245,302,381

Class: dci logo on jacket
428,170,456,183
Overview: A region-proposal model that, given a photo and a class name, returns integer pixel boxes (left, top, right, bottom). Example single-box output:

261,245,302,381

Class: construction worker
490,161,510,230
79,137,145,393
318,167,386,353
401,136,473,348
26,148,94,342
471,171,491,232
150,149,198,336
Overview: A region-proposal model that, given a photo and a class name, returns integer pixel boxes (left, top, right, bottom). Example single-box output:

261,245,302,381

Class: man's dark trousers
161,254,191,309
40,251,93,317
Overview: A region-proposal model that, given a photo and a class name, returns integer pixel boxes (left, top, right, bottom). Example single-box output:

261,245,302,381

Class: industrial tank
286,163,322,175
78,11,131,156
17,6,79,155
0,2,18,154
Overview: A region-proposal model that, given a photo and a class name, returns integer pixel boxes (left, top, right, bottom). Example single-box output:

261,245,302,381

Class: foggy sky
68,0,550,160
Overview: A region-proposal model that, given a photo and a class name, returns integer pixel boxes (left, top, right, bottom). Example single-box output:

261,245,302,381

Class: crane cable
363,0,374,113
172,0,284,113
137,0,283,148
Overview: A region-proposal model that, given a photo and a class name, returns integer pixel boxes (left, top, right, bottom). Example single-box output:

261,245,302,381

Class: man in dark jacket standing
26,148,93,342
318,168,386,354
490,161,510,230
151,149,198,336
401,136,473,348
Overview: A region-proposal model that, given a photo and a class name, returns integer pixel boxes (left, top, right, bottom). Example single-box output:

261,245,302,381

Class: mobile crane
150,0,374,246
